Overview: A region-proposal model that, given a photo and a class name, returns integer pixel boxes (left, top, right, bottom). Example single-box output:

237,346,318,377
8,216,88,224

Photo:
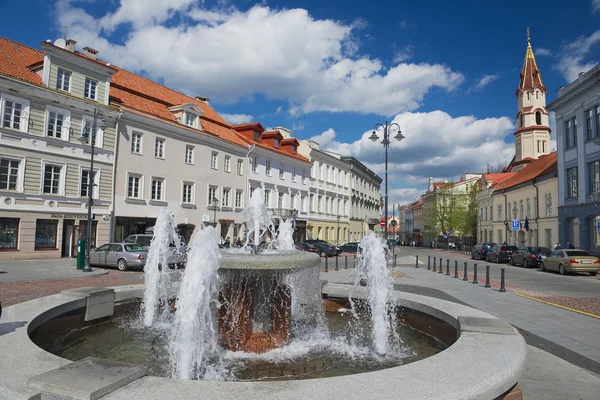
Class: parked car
311,242,338,257
90,243,148,271
295,242,317,253
540,249,600,276
510,246,552,268
486,245,518,263
305,239,342,255
124,234,187,267
471,242,498,260
339,242,360,253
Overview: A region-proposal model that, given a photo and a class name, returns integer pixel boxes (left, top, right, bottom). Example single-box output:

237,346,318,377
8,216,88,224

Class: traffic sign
390,220,397,227
597,221,600,233
511,219,520,231
380,219,386,227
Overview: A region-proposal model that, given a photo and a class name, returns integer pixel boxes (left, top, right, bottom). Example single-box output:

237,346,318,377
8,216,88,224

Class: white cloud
593,0,600,13
467,74,499,93
390,188,425,206
309,128,337,148
292,120,305,131
219,113,254,124
535,47,551,56
393,45,413,63
554,29,600,82
55,2,464,115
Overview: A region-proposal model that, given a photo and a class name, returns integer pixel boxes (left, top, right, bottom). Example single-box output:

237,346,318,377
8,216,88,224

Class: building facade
341,156,382,242
0,37,119,260
548,64,600,251
399,202,415,244
299,141,350,245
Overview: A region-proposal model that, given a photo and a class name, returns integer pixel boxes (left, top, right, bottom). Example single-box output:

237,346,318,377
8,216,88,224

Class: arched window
536,111,541,125
520,114,524,127
536,91,539,99
527,92,530,100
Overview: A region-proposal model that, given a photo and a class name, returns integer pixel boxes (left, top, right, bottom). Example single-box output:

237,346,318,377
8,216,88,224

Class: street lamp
512,206,518,246
336,215,341,245
291,208,298,241
370,122,404,242
79,109,107,272
212,196,220,228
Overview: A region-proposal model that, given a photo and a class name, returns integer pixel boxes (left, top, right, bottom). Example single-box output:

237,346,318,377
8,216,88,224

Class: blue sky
1,0,599,205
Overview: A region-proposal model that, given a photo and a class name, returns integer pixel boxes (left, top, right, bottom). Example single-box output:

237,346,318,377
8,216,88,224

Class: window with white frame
211,151,218,169
208,186,218,206
82,117,103,148
127,174,142,199
497,204,502,221
235,190,243,208
80,169,99,198
251,156,258,173
45,107,70,139
274,139,279,148
266,160,272,176
278,192,284,209
182,182,194,204
42,163,64,195
292,167,296,182
225,156,231,173
84,77,98,100
151,177,164,201
302,170,306,183
155,138,165,159
279,163,284,179
519,200,524,220
526,198,531,218
0,156,23,191
1,94,30,132
264,189,271,207
56,68,71,92
292,146,296,154
131,132,142,154
184,112,197,128
545,193,552,217
237,158,243,175
222,188,231,207
291,194,296,210
185,145,194,164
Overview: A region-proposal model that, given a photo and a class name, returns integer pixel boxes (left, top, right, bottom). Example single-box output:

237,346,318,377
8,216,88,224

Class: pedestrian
554,242,562,250
225,237,231,248
567,241,575,249
236,238,242,248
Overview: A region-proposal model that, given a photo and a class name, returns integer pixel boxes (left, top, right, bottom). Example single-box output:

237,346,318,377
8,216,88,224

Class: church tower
509,29,551,172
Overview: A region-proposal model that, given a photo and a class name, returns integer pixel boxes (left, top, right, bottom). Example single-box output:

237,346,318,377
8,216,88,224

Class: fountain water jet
274,219,295,251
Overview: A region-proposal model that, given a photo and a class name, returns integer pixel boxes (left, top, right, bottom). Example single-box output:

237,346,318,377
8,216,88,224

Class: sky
1,0,599,207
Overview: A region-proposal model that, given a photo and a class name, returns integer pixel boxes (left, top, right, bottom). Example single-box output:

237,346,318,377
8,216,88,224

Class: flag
524,217,529,232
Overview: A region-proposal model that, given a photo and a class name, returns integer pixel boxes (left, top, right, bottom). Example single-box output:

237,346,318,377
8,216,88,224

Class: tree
460,183,480,242
423,182,467,238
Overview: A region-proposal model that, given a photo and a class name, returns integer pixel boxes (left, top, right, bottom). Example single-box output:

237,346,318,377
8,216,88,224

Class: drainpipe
532,179,540,246
502,191,508,244
109,111,123,242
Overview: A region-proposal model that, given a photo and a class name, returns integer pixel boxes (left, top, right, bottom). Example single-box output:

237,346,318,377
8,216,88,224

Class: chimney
65,39,77,52
195,96,210,105
83,46,98,61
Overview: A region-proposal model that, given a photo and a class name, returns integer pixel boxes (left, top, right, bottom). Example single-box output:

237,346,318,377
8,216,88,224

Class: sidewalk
0,259,108,282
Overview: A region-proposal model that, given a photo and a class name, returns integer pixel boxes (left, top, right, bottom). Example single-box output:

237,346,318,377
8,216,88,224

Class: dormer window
254,131,260,141
84,77,98,100
185,112,198,128
56,68,71,92
292,146,297,154
274,139,280,148
169,104,203,129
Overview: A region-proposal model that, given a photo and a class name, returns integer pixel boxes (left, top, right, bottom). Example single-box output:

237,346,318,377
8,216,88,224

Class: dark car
311,242,338,257
295,242,317,253
339,242,359,253
471,242,498,260
486,245,519,263
510,246,552,267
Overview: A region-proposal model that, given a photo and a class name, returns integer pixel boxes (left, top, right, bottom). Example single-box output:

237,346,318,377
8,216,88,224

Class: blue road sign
597,221,600,233
511,219,520,231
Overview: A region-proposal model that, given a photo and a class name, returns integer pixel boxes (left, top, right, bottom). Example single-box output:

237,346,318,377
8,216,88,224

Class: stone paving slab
0,259,108,282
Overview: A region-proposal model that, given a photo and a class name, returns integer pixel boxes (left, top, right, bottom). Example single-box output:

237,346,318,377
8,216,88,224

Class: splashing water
274,219,295,250
142,207,180,327
169,226,224,380
353,230,397,354
242,188,273,251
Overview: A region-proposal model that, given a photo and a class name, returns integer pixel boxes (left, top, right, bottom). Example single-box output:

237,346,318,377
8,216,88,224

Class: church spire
518,28,546,94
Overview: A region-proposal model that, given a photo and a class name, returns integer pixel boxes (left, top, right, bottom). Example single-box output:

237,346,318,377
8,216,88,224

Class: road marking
515,292,600,320
410,256,425,264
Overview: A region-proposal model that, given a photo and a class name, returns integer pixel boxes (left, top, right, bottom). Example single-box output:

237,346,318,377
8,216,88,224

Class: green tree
460,183,480,241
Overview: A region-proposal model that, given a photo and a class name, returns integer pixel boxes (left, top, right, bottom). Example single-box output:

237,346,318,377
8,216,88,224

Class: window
0,157,21,191
222,188,230,207
520,114,524,127
567,167,578,198
292,167,296,182
264,189,271,207
56,68,71,91
0,218,19,250
46,109,67,139
82,117,103,148
266,160,272,176
185,113,196,128
84,77,98,100
211,151,218,169
235,190,243,208
80,169,99,199
208,186,218,206
597,105,600,137
484,207,487,221
586,109,594,140
318,195,322,212
2,95,29,132
545,193,552,217
151,178,164,201
127,174,142,199
535,111,541,125
253,131,260,141
292,146,297,154
279,164,284,179
185,145,194,164
43,164,63,195
131,132,142,154
274,139,279,148
155,138,165,159
182,182,194,204
526,198,531,218
237,159,243,175
566,118,577,148
35,219,58,249
497,204,502,221
225,156,231,173
291,194,296,210
251,157,258,173
302,170,306,183
589,160,600,194
278,192,284,209
536,91,539,99
480,208,483,221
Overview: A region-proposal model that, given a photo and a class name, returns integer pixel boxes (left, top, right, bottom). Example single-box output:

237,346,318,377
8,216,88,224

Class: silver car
89,243,148,271
123,234,187,268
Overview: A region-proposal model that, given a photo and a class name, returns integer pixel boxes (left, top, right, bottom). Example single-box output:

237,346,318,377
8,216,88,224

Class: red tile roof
0,37,43,85
494,152,557,191
517,38,546,95
482,172,517,189
233,123,311,164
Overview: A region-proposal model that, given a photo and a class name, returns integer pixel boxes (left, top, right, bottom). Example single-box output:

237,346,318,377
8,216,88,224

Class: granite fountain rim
219,249,321,270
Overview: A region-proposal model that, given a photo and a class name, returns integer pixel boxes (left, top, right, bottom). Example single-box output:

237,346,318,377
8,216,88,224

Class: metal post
473,264,479,284
82,109,101,273
353,255,356,268
463,262,468,281
433,257,437,272
454,260,459,278
325,256,328,273
427,256,431,270
335,255,339,271
393,254,397,267
446,259,450,275
415,255,419,268
345,255,348,269
485,265,491,288
439,258,443,273
500,268,506,292
384,125,389,244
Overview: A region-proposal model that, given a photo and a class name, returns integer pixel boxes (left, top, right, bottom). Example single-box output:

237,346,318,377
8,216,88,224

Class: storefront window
79,220,98,248
35,219,58,249
0,218,19,250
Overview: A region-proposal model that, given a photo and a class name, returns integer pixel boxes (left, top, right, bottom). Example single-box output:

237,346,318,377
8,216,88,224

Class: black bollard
335,255,339,271
325,256,328,272
428,256,431,270
485,265,491,288
463,262,469,281
439,258,443,273
446,259,450,275
454,260,459,278
500,268,506,292
473,264,479,284
353,256,356,268
433,257,437,272
394,255,397,268
415,255,419,268
345,255,348,269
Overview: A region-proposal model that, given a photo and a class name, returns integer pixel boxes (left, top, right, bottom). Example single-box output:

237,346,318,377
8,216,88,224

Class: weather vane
527,27,530,43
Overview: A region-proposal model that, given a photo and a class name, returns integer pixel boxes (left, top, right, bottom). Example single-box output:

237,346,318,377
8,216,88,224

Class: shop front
114,217,157,243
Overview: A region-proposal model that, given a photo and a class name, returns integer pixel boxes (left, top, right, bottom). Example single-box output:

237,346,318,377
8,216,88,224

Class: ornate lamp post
79,109,107,272
336,214,341,245
369,122,405,242
212,196,220,227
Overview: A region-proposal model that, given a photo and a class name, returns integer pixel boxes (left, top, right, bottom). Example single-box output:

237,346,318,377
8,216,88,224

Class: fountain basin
220,250,321,270
0,283,526,400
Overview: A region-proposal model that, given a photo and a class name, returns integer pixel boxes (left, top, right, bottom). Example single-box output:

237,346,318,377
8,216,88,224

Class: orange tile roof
482,172,517,188
0,37,43,85
233,123,311,164
494,152,557,191
517,36,546,95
